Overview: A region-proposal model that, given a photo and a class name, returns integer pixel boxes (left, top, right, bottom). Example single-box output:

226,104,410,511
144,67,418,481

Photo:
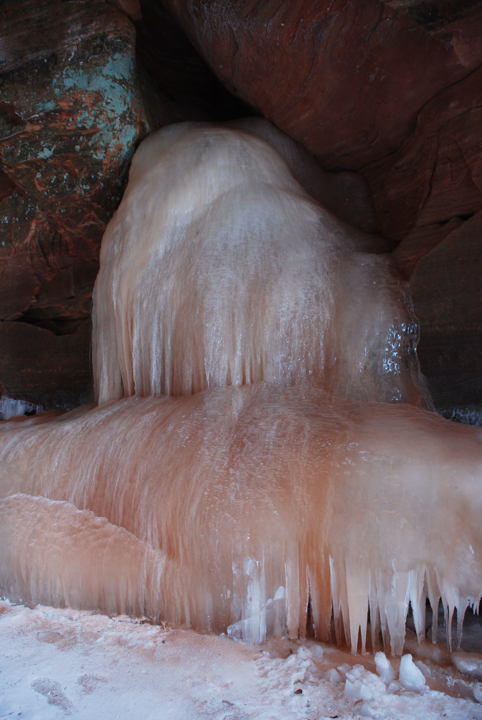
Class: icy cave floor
1,601,482,720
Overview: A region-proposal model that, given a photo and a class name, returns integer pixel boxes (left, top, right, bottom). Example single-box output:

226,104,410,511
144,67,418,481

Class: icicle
0,396,41,420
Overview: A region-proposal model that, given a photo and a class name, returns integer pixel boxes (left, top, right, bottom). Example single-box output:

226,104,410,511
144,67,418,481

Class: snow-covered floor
1,601,482,719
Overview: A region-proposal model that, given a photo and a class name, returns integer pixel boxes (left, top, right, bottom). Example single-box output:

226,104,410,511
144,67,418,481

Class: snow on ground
1,601,482,720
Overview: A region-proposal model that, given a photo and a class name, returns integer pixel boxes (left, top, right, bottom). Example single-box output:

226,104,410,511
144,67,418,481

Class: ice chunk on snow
307,643,324,659
374,651,395,683
325,668,342,683
399,654,426,691
344,665,386,701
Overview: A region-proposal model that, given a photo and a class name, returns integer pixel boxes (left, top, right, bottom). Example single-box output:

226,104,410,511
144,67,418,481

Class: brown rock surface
161,0,482,169
1,0,480,418
136,0,254,119
393,218,463,280
364,64,482,243
0,320,92,407
108,0,142,21
0,0,174,405
409,212,482,409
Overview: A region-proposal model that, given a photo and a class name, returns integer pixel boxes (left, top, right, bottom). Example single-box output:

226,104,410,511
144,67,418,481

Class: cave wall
160,0,482,170
153,0,482,414
1,0,481,414
0,0,174,406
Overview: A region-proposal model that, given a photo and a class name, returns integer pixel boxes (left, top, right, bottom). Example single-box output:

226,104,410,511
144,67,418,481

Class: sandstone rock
382,1,482,69
410,212,482,409
360,41,482,412
0,320,92,408
161,0,482,169
393,218,463,279
136,0,254,120
0,0,174,405
108,0,142,21
364,65,482,242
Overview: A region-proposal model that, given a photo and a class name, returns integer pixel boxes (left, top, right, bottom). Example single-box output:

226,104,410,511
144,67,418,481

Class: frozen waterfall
0,122,480,655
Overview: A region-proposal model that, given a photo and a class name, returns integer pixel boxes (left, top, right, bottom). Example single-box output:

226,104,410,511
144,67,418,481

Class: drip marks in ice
0,122,481,655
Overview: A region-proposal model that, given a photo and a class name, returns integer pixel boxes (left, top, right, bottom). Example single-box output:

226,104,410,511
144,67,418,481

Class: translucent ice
0,396,39,420
0,494,166,619
452,652,482,679
0,387,481,652
0,123,480,656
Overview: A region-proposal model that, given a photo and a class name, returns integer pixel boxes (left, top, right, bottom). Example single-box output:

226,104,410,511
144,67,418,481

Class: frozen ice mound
344,664,386,701
92,122,429,407
1,386,481,653
0,123,481,654
374,651,396,683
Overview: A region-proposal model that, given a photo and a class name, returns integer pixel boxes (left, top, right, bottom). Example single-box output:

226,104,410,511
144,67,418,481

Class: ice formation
399,654,427,692
374,651,396,683
92,123,427,406
0,395,39,420
1,122,481,655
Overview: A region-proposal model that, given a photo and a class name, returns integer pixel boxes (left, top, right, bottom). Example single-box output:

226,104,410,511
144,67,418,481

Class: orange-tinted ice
1,387,481,653
92,123,428,406
0,124,480,655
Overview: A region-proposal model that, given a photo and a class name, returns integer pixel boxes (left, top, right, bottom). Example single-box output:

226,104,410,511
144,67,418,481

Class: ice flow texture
1,389,482,654
1,123,481,654
92,123,427,405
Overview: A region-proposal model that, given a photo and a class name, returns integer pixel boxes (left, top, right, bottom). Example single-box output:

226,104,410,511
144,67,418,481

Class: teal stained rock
0,0,174,405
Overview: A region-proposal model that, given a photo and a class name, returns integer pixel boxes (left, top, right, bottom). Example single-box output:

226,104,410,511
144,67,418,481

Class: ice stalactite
0,122,481,654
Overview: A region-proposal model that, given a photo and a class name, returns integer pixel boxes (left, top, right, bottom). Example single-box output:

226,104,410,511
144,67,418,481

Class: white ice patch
374,651,396,683
325,667,343,683
399,654,427,692
0,395,40,420
344,664,387,701
452,651,482,679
